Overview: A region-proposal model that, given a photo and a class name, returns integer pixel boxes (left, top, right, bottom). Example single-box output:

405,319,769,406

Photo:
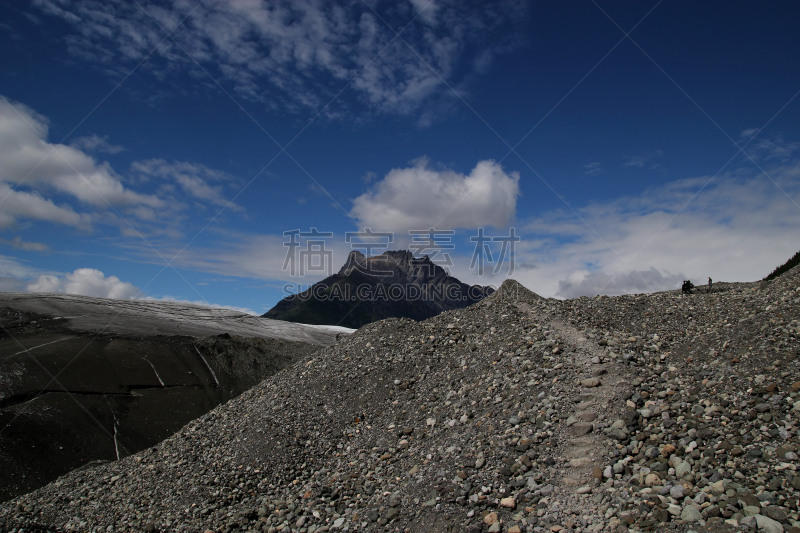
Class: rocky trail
1,269,799,533
545,314,632,526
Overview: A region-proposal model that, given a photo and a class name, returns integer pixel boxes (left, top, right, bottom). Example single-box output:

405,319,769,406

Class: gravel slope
1,267,798,533
0,294,351,501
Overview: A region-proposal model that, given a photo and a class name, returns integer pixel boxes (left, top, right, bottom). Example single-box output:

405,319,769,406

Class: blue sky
1,1,799,315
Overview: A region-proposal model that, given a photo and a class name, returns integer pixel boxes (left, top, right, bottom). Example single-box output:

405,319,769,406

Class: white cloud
130,159,243,212
350,158,520,235
0,96,245,237
623,149,663,168
584,161,602,176
70,134,125,154
0,182,89,229
747,137,800,163
0,254,41,291
739,128,760,141
0,236,49,252
133,232,354,287
32,1,526,121
408,0,439,25
738,129,800,162
509,162,800,298
27,267,144,300
557,268,685,299
0,96,163,214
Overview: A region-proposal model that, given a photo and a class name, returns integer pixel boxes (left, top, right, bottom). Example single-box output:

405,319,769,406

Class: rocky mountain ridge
263,250,494,328
1,267,799,532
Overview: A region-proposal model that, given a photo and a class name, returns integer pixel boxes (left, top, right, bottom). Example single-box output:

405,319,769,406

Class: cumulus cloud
0,182,89,229
0,96,163,219
350,159,520,235
27,268,144,300
32,0,526,120
0,96,246,236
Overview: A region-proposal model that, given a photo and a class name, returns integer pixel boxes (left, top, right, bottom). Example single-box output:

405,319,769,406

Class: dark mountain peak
338,249,445,281
265,249,494,328
338,250,367,276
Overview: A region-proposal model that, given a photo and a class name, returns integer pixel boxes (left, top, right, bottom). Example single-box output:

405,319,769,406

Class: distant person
682,280,694,294
708,277,712,294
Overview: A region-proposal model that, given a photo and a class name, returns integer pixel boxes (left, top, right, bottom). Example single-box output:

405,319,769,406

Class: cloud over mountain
350,158,520,235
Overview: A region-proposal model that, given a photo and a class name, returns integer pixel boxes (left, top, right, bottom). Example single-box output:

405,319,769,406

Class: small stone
681,505,702,522
500,497,516,509
580,378,601,387
509,527,522,533
484,512,499,525
645,473,660,486
755,514,785,533
569,422,593,436
744,505,760,516
388,493,401,507
763,506,788,523
606,427,627,441
674,461,691,479
661,444,676,457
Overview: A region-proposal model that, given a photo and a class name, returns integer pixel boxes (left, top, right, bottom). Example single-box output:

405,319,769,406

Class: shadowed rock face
0,293,351,501
263,250,494,328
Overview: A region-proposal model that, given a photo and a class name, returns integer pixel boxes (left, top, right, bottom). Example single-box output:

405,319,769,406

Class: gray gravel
1,268,799,533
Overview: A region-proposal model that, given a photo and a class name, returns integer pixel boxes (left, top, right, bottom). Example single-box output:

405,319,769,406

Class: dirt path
518,303,632,530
